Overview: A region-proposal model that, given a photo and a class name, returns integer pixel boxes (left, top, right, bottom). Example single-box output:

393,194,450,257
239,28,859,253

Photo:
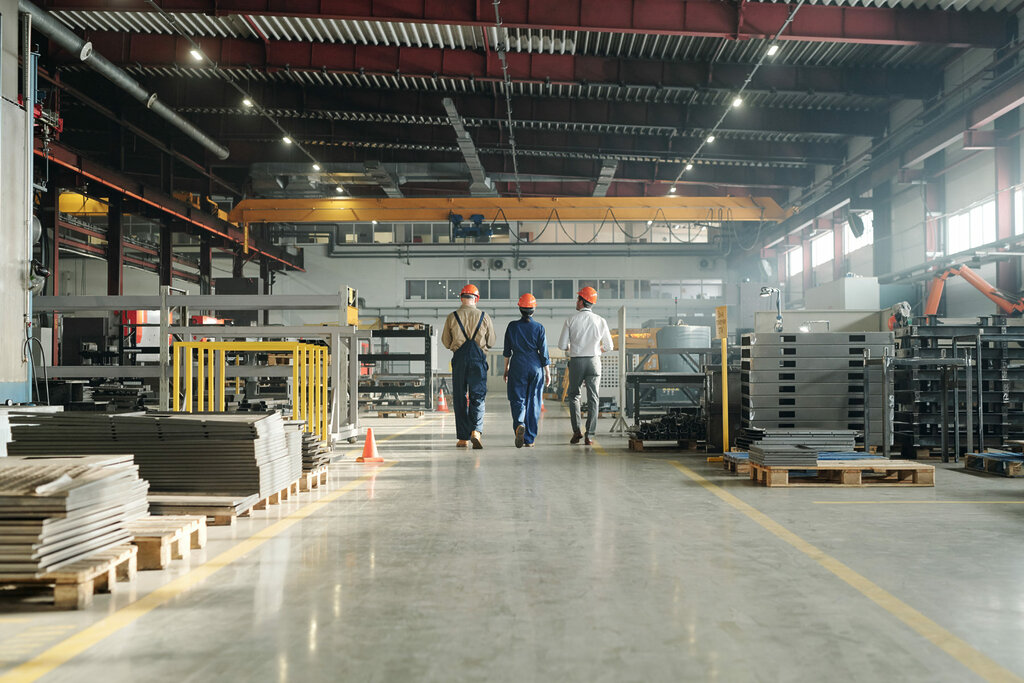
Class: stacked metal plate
741,332,892,442
737,428,858,453
7,412,300,499
748,444,819,467
0,455,148,575
283,421,329,472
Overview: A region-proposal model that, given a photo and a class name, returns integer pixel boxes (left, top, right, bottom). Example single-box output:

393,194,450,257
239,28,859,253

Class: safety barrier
171,341,328,441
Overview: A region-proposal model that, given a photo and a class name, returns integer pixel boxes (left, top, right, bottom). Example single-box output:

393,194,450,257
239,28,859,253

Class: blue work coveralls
503,318,550,445
452,311,489,440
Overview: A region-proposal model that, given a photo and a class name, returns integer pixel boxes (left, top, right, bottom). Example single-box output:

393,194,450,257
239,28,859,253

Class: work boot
524,443,535,448
456,440,469,448
584,436,594,446
471,431,483,449
515,425,526,449
570,431,584,445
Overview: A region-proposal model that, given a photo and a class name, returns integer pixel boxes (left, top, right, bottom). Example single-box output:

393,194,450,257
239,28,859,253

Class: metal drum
655,325,711,373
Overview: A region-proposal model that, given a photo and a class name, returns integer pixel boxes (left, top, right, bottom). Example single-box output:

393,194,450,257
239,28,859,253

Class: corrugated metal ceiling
51,10,959,68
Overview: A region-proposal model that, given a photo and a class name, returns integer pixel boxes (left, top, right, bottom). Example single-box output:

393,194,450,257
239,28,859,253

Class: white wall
273,248,726,342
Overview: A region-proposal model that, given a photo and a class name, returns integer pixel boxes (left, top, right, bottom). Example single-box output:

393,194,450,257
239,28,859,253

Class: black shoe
584,436,593,446
515,425,525,449
570,432,584,445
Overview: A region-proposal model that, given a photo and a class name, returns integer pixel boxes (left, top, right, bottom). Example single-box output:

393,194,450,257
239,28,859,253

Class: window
490,280,510,300
518,280,532,297
533,280,554,299
553,280,574,299
598,279,620,300
406,280,425,300
843,212,874,254
427,279,447,299
787,246,803,278
811,231,835,267
947,200,996,255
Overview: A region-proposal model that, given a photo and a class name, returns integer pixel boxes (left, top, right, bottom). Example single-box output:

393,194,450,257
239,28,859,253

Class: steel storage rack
358,324,434,410
740,331,894,442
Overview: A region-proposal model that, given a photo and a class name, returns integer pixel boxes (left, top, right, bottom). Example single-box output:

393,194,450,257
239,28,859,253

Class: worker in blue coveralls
441,284,496,449
502,293,551,448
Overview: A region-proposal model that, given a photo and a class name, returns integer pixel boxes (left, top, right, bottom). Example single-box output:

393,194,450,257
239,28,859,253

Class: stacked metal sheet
284,421,329,472
6,412,300,498
741,332,892,442
748,444,819,467
0,455,148,575
737,428,858,453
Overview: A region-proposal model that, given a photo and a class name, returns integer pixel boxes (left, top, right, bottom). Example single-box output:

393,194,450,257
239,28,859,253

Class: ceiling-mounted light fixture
685,163,694,171
282,136,292,144
732,96,743,108
767,44,779,56
242,98,254,108
335,186,345,194
706,135,716,143
312,163,321,171
189,49,203,62
371,220,379,225
647,220,653,226
669,186,677,194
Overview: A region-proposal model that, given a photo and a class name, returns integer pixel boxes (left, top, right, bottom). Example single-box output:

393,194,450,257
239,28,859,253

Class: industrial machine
924,264,1024,316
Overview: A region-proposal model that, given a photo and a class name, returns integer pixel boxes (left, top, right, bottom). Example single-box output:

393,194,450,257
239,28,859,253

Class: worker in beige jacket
441,284,497,449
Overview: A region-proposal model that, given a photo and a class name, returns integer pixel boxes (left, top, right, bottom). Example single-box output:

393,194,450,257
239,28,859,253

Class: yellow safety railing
172,341,329,442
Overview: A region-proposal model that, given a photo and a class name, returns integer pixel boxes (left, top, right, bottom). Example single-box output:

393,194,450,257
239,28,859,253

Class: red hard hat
518,293,537,308
578,286,598,304
460,284,480,298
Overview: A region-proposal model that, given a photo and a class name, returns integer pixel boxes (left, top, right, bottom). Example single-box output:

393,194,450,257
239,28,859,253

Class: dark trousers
507,364,544,444
567,356,600,436
452,355,487,440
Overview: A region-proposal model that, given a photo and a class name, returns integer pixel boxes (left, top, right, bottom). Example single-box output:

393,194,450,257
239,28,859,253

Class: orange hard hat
518,293,537,308
460,284,480,298
578,286,598,304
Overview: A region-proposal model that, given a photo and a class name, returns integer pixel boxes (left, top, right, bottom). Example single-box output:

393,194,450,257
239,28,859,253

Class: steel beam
229,196,791,224
40,0,1013,48
69,32,942,100
106,195,123,295
36,139,304,271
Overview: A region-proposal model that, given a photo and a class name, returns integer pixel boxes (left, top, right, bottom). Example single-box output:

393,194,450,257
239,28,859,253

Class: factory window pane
518,280,532,297
811,231,834,267
843,212,874,254
427,279,447,299
448,281,471,299
578,279,597,293
651,281,680,300
406,280,425,300
533,280,554,299
413,225,431,244
432,225,449,243
355,224,373,243
947,200,997,254
787,246,803,278
475,281,490,300
553,280,574,299
1016,189,1024,236
490,280,510,300
702,280,724,298
679,280,703,299
637,280,652,299
599,279,620,299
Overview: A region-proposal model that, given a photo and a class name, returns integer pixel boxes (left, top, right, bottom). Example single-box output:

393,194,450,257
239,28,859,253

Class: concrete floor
2,410,1024,682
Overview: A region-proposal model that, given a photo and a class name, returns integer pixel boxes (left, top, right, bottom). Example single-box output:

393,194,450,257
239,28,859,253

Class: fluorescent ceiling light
282,136,292,144
189,49,203,62
669,186,677,194
312,163,321,171
242,98,254,108
685,163,694,171
732,97,743,107
706,135,716,143
335,186,345,194
767,44,779,56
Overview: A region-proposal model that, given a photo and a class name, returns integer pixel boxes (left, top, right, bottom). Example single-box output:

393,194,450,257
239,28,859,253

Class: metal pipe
19,0,230,160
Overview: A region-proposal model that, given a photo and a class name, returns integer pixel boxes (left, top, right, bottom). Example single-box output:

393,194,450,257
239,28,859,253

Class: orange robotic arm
924,265,1024,316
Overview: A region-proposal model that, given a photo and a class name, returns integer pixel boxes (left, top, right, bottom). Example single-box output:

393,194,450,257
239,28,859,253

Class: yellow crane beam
229,196,791,224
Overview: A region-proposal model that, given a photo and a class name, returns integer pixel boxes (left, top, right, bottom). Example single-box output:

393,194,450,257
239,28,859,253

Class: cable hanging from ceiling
491,0,523,198
143,0,326,177
668,0,806,193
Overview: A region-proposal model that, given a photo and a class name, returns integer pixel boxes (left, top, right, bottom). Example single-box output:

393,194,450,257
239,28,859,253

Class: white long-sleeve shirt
558,309,614,357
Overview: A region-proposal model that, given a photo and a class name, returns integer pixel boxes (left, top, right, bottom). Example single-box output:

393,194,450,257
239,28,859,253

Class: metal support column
106,196,123,295
159,222,172,287
610,306,628,433
199,233,212,295
996,111,1020,294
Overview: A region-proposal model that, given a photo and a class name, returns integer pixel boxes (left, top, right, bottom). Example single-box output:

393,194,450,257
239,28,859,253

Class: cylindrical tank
656,325,712,372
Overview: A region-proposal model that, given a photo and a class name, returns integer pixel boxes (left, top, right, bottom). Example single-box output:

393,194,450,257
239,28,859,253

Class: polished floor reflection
2,412,1024,682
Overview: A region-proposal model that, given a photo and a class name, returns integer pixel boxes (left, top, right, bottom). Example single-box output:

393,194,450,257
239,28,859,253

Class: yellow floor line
0,418,434,683
667,459,1023,683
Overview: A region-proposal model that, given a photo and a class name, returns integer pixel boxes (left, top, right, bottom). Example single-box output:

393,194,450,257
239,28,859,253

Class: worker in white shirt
558,286,614,445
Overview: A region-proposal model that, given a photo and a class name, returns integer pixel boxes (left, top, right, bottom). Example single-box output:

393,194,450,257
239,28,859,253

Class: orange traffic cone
541,398,546,413
356,427,384,463
437,389,449,413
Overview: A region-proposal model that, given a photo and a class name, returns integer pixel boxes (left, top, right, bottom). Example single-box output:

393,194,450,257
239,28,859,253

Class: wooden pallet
964,453,1024,478
299,465,329,492
723,454,750,475
126,515,208,570
251,480,301,512
0,545,138,610
376,410,424,418
628,438,697,452
749,459,935,488
149,479,301,527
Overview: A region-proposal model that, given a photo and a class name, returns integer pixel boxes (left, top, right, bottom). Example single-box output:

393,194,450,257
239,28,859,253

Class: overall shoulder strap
470,311,486,341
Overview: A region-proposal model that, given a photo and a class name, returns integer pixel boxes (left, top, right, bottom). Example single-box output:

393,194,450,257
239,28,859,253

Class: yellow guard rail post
171,341,328,442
